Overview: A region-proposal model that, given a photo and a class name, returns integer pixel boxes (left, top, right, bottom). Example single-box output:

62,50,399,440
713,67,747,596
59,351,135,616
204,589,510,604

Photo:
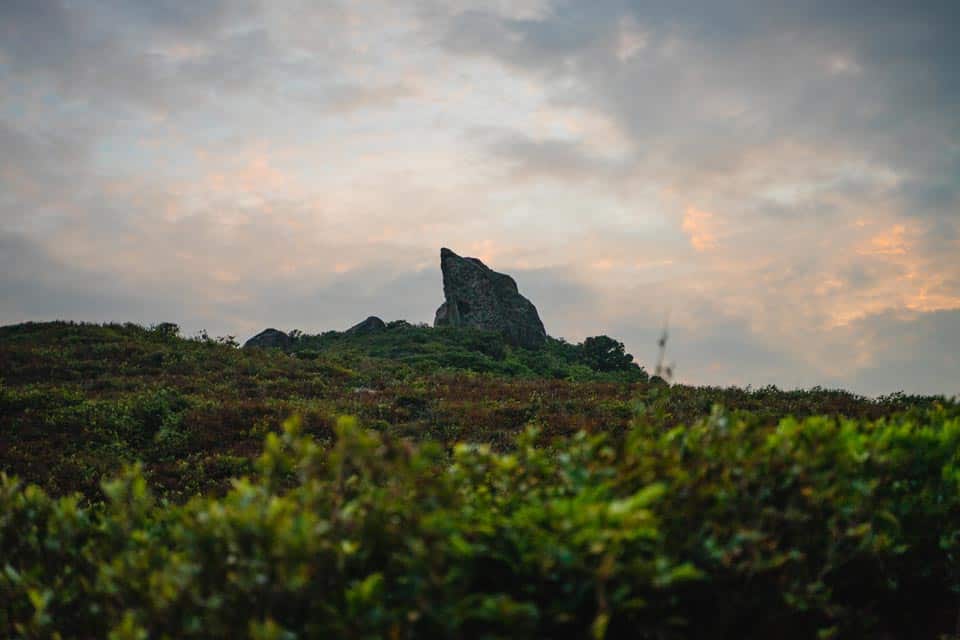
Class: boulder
243,328,292,349
433,247,547,349
345,316,386,335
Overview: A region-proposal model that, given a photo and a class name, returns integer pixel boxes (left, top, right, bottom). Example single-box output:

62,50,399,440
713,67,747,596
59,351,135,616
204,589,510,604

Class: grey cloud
609,302,960,397
98,0,259,39
0,122,87,187
0,224,442,340
0,0,87,71
320,82,422,114
0,231,181,324
0,0,389,117
489,135,626,181
511,266,602,334
501,267,808,386
435,0,959,196
0,121,100,230
842,309,960,397
235,261,440,327
0,0,183,111
434,0,960,333
599,300,812,387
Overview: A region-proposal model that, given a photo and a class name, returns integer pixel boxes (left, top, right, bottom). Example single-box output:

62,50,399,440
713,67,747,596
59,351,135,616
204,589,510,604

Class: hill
0,320,941,499
1,320,959,638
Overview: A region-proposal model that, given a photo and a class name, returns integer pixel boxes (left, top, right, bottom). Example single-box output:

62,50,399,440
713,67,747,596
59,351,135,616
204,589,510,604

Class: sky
1,0,958,396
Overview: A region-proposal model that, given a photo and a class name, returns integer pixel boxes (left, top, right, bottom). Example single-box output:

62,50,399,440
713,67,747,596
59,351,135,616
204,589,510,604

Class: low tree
151,322,180,339
579,335,635,372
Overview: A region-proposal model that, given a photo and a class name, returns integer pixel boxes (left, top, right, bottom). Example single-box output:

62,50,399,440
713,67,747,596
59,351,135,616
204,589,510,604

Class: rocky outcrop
433,247,547,349
243,328,292,349
345,316,386,335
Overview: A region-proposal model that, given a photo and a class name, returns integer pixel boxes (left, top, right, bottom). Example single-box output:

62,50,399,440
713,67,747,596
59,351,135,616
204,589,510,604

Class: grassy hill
0,320,935,499
1,321,958,638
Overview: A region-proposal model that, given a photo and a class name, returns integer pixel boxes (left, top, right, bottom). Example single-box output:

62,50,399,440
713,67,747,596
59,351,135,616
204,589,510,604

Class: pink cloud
682,207,718,252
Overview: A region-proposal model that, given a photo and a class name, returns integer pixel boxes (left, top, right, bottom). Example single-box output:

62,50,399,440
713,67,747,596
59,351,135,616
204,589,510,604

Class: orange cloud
862,224,908,256
682,207,718,251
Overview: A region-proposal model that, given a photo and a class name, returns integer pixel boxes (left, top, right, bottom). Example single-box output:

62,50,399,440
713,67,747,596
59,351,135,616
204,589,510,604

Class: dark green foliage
285,323,648,381
580,335,638,373
150,322,181,339
2,408,960,638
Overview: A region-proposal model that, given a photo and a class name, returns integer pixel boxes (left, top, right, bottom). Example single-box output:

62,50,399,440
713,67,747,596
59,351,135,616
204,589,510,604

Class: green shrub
128,387,190,444
2,407,960,638
580,335,636,373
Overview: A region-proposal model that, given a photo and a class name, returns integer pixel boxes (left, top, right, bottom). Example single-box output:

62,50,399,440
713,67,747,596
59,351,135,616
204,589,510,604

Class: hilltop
2,319,959,638
0,320,943,500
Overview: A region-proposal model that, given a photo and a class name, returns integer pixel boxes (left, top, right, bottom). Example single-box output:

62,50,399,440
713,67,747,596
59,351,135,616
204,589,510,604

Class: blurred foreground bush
2,406,960,638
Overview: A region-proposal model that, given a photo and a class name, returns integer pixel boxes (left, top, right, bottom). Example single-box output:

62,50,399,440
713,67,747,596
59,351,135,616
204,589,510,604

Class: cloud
488,134,628,182
431,0,960,211
0,0,957,395
839,309,960,397
0,225,443,339
681,208,717,252
0,230,180,323
429,0,960,350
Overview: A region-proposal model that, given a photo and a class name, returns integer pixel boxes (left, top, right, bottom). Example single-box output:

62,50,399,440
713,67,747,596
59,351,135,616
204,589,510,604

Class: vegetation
3,408,960,638
0,321,935,500
0,321,653,499
284,321,648,382
1,321,958,638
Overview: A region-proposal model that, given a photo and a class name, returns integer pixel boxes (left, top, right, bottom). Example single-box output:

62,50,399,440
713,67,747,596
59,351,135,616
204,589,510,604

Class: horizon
1,1,958,396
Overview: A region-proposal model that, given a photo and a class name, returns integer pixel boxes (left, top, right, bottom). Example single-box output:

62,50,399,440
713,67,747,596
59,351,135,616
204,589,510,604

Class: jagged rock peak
242,328,292,349
345,316,386,335
434,247,546,349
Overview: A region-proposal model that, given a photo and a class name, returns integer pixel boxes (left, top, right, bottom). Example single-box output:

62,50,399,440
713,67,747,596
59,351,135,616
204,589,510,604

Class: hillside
2,321,959,638
0,321,942,499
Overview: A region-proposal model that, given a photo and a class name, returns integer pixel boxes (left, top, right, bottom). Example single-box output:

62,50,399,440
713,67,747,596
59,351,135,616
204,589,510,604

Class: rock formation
345,316,386,335
243,328,292,349
434,247,547,349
